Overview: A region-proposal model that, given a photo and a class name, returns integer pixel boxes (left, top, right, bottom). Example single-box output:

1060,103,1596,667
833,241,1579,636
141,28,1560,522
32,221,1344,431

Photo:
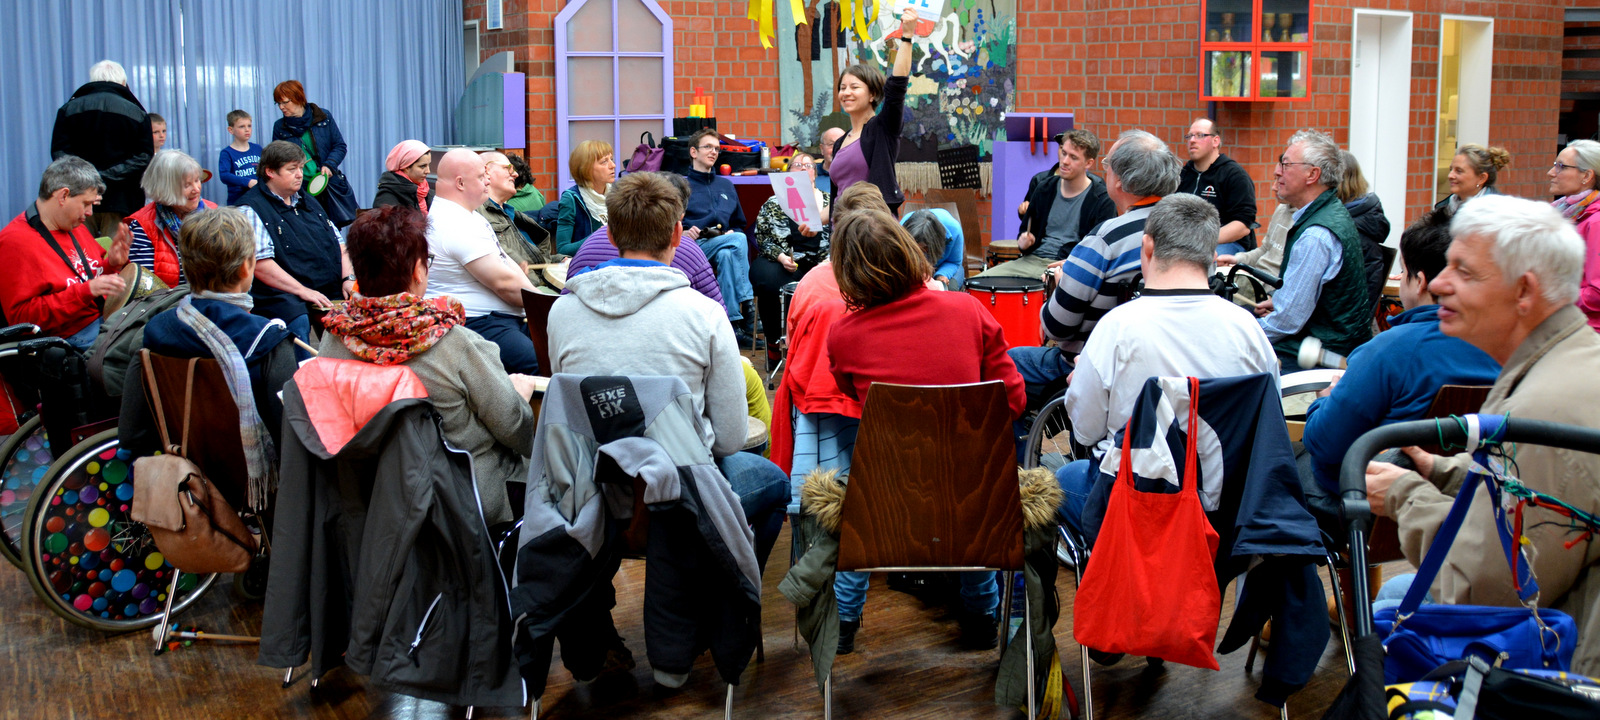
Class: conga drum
966,276,1045,349
742,415,769,455
986,240,1022,268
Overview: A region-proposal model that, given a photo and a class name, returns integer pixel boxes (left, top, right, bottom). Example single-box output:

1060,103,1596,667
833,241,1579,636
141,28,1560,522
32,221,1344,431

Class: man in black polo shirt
1179,118,1257,255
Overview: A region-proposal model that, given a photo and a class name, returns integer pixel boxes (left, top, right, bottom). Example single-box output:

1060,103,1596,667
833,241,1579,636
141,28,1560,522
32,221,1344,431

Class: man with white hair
1257,129,1372,365
50,60,155,236
426,148,540,374
1365,194,1600,676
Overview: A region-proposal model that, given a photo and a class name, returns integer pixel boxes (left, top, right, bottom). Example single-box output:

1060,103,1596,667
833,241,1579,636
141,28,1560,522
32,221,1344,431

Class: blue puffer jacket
1302,304,1501,492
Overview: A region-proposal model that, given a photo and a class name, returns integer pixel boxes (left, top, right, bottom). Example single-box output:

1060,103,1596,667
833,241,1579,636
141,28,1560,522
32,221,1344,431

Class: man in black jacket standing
50,60,154,238
1179,118,1257,255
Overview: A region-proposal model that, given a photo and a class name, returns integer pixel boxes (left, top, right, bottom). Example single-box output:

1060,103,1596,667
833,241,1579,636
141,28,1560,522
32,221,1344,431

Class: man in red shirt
0,156,130,349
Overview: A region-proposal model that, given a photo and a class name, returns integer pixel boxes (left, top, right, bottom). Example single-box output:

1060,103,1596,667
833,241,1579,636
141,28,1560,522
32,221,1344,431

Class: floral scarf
320,292,465,365
1553,190,1600,222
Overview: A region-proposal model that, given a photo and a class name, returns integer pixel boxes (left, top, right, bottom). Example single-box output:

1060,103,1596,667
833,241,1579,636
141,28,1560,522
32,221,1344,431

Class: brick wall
467,0,1564,239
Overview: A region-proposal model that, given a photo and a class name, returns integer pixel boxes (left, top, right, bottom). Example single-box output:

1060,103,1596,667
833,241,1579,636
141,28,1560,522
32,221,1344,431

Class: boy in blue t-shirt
218,109,262,204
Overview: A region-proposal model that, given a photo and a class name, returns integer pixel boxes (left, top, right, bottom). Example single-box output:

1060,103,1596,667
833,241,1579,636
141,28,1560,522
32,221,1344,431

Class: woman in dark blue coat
270,80,358,226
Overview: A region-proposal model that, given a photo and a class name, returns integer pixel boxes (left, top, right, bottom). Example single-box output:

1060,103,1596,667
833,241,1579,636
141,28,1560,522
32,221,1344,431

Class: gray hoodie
548,263,746,457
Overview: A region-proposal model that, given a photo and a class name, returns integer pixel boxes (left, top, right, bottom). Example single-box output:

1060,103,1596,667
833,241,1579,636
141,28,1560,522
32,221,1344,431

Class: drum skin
966,276,1045,349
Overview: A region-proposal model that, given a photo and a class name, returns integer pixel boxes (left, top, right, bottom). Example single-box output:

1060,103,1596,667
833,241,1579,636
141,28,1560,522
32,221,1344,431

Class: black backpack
87,285,190,398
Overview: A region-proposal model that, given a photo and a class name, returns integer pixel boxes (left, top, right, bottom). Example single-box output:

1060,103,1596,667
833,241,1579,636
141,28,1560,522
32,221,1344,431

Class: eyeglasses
1553,161,1583,173
695,144,720,152
1184,133,1217,140
425,254,435,269
1277,156,1317,171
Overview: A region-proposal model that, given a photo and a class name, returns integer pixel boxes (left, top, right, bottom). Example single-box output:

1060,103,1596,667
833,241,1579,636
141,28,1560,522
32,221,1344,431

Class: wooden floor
0,522,1367,719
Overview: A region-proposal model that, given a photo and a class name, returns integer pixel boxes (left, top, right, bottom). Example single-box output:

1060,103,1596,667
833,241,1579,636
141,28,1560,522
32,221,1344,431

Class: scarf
154,203,188,283
193,289,253,311
280,104,315,136
578,183,610,227
1553,190,1600,221
416,177,431,214
385,140,432,214
174,296,277,510
320,292,465,366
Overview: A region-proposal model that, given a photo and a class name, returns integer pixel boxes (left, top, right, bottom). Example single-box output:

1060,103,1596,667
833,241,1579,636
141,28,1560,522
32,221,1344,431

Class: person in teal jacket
1302,209,1501,492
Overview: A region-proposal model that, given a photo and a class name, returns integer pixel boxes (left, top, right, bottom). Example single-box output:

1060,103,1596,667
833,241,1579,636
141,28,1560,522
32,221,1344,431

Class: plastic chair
520,288,558,377
828,381,1033,719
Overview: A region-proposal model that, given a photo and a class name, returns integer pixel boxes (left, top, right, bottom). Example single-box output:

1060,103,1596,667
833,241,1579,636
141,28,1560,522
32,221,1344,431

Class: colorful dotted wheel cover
37,445,200,621
0,425,51,553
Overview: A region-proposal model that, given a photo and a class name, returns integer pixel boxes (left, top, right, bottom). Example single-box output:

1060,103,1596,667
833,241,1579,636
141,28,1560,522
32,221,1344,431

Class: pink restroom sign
769,172,824,230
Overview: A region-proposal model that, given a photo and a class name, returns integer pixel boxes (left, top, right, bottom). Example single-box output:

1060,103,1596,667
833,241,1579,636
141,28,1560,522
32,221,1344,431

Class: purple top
565,227,724,304
829,140,870,194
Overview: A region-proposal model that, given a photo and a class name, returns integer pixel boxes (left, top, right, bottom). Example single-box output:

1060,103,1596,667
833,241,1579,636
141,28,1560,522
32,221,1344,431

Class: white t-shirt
1067,290,1279,461
425,197,522,318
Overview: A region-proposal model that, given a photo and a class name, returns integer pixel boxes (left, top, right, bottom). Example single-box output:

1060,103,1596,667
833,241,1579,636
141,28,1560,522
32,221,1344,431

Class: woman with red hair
271,79,358,226
317,206,542,525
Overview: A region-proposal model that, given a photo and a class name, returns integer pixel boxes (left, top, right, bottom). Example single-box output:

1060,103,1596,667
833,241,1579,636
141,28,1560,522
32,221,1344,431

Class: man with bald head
427,148,541,374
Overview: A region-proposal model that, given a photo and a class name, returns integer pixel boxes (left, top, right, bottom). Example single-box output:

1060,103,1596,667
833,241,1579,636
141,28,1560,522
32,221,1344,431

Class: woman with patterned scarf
1551,139,1600,332
119,208,300,510
317,206,541,525
125,149,218,288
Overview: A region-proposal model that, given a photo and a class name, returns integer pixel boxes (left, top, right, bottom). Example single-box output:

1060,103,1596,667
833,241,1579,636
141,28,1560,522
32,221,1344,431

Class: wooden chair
831,381,1032,719
140,352,253,653
922,188,985,277
520,288,559,377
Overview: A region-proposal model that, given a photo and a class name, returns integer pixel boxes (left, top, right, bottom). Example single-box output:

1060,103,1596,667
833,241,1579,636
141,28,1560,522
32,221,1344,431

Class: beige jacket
1387,304,1600,674
1231,203,1293,304
319,325,536,525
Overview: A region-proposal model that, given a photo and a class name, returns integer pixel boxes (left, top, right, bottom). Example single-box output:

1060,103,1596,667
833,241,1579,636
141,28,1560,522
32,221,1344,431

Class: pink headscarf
385,140,431,213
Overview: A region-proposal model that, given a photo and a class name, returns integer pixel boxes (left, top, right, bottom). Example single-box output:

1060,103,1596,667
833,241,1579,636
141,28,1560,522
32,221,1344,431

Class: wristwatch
343,275,356,283
898,37,913,44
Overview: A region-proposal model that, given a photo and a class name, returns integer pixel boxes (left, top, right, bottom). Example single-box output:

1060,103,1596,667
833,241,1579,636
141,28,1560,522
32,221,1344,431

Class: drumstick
293,338,320,355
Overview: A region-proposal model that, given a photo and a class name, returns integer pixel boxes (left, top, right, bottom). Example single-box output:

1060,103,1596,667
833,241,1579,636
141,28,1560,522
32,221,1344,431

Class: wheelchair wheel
20,429,218,632
0,415,51,568
1023,396,1077,472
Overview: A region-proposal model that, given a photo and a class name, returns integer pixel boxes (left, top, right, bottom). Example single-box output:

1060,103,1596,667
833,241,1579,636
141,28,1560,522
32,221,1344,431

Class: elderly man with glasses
682,128,758,347
1255,129,1372,367
1179,118,1258,255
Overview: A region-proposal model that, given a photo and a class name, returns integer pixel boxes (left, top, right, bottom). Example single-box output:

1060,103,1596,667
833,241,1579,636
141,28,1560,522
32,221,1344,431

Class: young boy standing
218,110,262,205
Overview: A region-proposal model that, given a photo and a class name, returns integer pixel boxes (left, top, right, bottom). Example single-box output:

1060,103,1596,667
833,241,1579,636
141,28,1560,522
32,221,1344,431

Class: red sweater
0,211,108,337
827,287,1027,419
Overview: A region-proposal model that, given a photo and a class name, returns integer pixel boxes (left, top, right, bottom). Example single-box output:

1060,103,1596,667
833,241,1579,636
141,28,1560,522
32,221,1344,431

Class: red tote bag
1072,377,1222,670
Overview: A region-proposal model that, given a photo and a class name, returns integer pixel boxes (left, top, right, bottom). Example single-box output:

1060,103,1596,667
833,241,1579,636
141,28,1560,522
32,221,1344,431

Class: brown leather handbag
129,350,257,574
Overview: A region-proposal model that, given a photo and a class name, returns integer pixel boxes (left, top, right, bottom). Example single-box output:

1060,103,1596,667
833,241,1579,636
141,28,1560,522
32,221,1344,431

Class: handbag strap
140,349,176,454
641,131,656,148
1396,414,1537,616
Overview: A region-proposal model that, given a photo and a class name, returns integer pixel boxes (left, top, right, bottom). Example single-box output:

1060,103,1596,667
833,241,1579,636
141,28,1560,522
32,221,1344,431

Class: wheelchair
0,325,220,632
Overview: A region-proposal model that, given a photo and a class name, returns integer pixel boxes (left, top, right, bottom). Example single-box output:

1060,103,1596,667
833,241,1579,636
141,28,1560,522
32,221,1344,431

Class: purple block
991,140,1062,246
1003,113,1074,144
502,72,526,150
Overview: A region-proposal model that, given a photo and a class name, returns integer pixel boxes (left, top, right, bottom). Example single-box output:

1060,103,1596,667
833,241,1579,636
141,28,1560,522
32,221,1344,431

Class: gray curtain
0,0,462,212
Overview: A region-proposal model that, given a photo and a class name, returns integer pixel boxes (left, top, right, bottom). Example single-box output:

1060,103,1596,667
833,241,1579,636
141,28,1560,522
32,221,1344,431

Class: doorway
1349,11,1412,247
1433,16,1495,202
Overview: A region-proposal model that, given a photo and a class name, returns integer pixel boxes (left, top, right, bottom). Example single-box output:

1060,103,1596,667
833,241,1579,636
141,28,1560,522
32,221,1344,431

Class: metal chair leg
1074,560,1094,720
725,683,734,719
1325,553,1356,676
824,673,833,720
152,569,181,655
465,706,474,719
1281,703,1289,720
1024,587,1036,720
999,570,1015,653
282,666,295,688
529,698,540,719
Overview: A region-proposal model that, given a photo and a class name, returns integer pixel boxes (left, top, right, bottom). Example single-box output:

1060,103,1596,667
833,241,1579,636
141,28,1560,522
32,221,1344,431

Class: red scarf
321,292,463,365
415,177,431,214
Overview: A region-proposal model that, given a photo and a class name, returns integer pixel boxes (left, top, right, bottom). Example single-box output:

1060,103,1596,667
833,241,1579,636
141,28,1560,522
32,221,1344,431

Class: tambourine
102,263,169,318
306,172,329,196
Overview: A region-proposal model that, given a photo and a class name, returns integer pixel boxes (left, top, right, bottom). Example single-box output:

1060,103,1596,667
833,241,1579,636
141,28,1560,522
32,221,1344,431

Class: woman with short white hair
125,149,217,287
1550,138,1600,331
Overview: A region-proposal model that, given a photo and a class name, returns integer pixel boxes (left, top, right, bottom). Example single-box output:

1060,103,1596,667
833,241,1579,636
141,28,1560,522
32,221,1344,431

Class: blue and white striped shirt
1040,203,1155,353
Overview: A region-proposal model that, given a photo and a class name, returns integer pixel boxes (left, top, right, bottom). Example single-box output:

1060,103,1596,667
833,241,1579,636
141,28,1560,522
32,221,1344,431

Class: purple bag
625,132,663,174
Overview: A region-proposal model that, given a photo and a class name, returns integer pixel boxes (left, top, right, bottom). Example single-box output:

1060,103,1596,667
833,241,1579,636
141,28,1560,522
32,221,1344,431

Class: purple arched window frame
554,0,673,191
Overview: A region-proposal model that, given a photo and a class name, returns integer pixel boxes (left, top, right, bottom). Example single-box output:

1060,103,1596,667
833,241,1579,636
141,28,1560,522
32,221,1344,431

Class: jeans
700,231,754,322
285,314,313,346
464,311,540,375
716,451,788,574
1009,345,1073,405
1055,458,1096,540
1217,242,1247,256
835,571,999,623
63,320,101,351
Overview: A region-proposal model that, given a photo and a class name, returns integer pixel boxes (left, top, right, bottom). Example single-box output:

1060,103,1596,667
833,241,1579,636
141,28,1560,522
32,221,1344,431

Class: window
555,0,673,191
